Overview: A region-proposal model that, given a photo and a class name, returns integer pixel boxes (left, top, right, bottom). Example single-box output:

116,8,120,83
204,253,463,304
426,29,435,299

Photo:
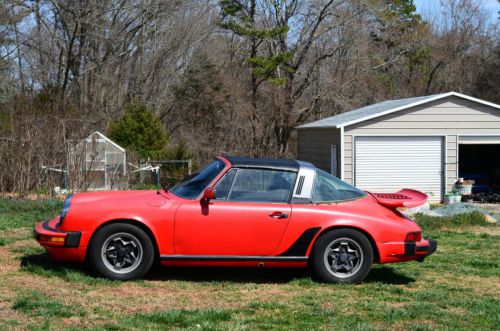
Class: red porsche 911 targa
35,155,436,283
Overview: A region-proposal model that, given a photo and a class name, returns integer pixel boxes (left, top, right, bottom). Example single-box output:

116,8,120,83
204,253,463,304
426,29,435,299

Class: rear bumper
378,239,437,264
34,219,86,262
406,240,437,262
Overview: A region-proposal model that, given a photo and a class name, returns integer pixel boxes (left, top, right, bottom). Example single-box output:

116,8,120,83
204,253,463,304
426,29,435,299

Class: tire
88,223,154,280
311,229,373,284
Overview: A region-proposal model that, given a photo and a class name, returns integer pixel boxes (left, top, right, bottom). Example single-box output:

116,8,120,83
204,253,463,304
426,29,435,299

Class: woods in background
0,0,498,194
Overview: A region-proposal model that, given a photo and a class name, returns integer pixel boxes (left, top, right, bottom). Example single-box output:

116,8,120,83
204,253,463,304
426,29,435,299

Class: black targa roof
221,155,300,172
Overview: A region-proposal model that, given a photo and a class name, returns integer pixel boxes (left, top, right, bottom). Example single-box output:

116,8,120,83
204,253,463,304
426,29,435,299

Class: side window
312,169,366,203
213,169,236,201
228,169,296,203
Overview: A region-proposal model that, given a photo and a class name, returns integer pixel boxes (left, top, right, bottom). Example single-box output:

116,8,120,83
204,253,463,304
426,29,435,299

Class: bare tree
220,0,368,155
0,0,497,194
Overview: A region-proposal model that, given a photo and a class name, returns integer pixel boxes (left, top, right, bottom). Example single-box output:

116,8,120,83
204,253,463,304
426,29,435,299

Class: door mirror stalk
201,188,215,204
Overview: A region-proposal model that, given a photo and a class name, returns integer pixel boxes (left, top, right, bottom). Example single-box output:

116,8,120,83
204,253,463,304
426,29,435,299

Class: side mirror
201,188,215,203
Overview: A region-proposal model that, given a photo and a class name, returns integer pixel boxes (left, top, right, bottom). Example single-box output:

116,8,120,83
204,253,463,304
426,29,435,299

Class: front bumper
34,219,82,248
34,218,86,262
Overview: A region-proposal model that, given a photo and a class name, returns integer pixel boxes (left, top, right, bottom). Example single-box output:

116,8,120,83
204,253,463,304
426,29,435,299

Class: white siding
459,136,500,144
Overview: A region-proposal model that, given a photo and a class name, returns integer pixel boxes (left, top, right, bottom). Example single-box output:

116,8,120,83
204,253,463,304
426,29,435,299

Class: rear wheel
89,223,154,280
311,229,373,284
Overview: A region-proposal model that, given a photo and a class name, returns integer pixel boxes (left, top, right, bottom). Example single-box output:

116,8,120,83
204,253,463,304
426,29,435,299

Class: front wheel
311,229,373,284
88,223,154,280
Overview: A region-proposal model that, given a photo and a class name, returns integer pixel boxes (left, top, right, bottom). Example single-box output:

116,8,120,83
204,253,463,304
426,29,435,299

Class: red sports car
35,155,436,283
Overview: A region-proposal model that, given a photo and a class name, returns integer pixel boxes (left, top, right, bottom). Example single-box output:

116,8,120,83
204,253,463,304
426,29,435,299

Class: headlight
57,194,73,227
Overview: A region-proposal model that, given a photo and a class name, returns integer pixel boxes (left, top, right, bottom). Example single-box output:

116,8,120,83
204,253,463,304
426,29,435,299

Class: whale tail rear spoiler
367,189,428,209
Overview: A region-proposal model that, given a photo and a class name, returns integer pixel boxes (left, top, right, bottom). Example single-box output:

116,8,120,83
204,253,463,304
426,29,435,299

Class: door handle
269,212,288,219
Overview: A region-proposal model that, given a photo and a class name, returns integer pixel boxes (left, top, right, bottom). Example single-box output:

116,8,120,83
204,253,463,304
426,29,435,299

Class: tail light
405,231,422,242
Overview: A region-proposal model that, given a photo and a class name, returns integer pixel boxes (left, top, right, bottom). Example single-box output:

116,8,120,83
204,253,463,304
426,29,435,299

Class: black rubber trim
65,232,82,248
295,176,305,195
290,197,311,204
278,227,321,256
416,240,438,262
222,155,299,172
404,242,416,256
39,220,81,248
416,245,429,252
160,255,308,262
426,240,437,257
406,239,438,262
42,220,65,233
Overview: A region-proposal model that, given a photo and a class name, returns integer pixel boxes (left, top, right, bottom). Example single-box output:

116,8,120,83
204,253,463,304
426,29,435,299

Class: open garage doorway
459,140,500,197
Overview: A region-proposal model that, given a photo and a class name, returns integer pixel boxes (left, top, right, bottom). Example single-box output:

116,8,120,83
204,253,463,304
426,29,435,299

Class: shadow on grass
21,253,87,274
146,265,310,284
20,254,415,285
149,266,415,285
19,254,110,285
364,266,415,284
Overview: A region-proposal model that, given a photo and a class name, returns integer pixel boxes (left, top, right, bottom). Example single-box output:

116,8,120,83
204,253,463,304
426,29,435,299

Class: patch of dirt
446,306,467,314
383,301,408,308
430,273,500,297
455,226,500,236
0,298,31,328
79,281,298,313
0,227,32,239
401,320,438,330
0,245,22,273
478,203,500,212
8,238,39,250
0,246,36,327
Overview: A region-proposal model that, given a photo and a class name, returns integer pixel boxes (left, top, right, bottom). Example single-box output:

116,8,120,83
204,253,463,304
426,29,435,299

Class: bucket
444,194,461,205
454,184,472,195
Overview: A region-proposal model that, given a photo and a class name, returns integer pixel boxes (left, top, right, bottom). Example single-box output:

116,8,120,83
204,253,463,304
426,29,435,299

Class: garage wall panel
298,128,341,174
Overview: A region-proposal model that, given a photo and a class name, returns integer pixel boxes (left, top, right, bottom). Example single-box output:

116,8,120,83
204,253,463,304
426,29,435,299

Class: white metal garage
354,136,444,201
297,92,500,202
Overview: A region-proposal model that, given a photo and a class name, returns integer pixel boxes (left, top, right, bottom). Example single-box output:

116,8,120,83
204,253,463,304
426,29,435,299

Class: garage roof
297,92,500,129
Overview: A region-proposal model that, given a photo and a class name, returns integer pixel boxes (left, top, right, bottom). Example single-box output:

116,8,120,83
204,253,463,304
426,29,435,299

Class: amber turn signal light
39,235,65,243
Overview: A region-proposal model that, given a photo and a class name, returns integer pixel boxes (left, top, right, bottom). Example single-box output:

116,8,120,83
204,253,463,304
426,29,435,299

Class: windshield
170,159,226,199
312,169,366,203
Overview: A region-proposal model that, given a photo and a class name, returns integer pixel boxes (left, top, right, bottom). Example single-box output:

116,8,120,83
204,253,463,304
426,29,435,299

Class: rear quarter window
312,170,366,203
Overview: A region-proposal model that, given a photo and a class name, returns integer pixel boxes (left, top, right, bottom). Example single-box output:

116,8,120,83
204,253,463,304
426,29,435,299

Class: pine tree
108,102,168,160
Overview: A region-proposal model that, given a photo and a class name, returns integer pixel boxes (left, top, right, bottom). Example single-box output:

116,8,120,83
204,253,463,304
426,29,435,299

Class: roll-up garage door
354,136,443,201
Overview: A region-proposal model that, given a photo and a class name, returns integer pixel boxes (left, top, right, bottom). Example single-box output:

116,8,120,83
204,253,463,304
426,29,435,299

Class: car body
35,155,437,283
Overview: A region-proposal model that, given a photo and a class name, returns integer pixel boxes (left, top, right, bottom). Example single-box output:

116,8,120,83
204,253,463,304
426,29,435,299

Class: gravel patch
404,202,499,222
433,203,498,222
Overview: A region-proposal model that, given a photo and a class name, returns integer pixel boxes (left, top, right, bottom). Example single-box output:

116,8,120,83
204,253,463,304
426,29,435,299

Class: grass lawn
0,197,498,330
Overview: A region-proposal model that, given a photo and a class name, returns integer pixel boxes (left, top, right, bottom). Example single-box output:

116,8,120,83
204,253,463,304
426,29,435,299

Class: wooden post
139,160,144,184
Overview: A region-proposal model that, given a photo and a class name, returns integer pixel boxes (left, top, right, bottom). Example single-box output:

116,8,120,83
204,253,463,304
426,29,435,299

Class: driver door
174,168,296,256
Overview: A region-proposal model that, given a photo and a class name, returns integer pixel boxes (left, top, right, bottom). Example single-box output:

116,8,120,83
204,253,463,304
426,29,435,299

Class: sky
414,0,500,24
